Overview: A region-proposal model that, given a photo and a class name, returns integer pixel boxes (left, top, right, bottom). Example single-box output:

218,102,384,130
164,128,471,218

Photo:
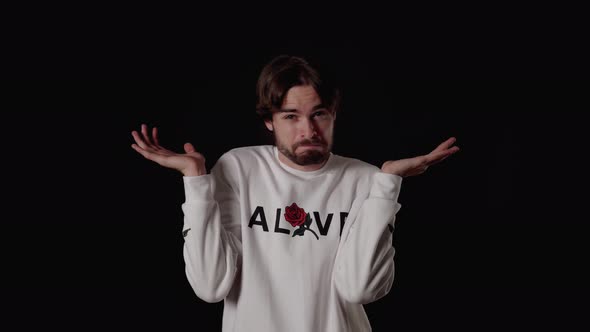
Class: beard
275,135,331,166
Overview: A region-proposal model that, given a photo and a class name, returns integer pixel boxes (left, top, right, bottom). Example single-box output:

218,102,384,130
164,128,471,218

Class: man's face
264,85,336,167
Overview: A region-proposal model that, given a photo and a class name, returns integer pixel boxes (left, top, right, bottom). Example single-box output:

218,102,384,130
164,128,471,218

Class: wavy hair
255,55,341,121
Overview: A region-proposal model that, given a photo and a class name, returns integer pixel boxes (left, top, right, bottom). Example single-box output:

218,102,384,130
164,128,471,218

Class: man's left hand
381,137,460,177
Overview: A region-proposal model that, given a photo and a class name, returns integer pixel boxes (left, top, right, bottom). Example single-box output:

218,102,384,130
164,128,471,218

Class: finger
426,147,456,163
152,127,162,148
425,146,459,166
141,124,154,146
431,137,457,154
131,143,151,158
131,131,151,150
429,154,451,166
131,143,165,164
184,142,195,153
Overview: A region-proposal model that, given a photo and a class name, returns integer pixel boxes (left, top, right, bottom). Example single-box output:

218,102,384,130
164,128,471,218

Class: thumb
184,142,195,153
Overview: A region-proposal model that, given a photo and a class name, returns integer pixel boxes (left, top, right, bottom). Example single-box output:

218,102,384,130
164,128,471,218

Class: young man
131,55,459,331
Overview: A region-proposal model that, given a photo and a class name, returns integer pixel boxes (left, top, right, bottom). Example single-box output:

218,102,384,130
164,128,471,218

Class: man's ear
264,119,274,132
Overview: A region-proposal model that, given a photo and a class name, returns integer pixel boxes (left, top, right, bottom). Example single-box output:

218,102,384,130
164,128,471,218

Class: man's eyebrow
277,104,327,113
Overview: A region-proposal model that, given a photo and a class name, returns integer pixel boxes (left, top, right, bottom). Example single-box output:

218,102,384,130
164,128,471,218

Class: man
131,55,459,331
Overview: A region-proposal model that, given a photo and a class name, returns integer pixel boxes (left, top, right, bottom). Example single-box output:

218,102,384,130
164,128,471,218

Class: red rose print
284,202,319,240
284,203,306,227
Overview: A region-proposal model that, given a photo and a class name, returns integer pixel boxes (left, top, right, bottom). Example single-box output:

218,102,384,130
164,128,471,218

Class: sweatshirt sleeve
333,171,402,304
181,152,242,303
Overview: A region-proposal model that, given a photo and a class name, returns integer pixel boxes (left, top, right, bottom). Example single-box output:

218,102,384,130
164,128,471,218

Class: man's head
256,55,341,169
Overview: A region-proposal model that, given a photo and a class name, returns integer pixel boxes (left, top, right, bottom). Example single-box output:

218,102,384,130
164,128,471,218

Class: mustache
297,139,324,147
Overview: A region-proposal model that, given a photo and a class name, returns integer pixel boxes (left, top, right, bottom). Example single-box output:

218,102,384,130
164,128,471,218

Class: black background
2,10,589,331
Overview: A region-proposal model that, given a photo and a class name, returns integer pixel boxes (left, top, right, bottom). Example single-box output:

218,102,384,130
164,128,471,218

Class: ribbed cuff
183,174,214,202
369,172,403,201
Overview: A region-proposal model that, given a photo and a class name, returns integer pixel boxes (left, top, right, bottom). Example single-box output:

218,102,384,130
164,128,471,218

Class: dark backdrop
3,46,588,330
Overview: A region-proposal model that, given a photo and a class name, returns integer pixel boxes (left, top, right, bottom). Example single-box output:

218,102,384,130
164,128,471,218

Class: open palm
381,137,460,177
131,124,206,176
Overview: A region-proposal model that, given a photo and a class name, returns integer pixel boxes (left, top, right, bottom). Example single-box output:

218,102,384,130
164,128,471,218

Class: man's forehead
282,85,321,103
277,104,327,113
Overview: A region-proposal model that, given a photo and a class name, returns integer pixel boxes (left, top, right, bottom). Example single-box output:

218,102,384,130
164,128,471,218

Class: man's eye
314,111,328,117
284,114,296,119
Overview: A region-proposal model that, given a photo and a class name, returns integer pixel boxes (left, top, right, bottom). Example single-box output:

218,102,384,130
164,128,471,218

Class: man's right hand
131,124,207,176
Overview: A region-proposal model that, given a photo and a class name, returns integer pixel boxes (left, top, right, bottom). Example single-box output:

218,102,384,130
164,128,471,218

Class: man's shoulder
226,145,271,154
212,145,272,178
217,145,273,166
224,145,272,158
332,153,381,174
331,153,382,191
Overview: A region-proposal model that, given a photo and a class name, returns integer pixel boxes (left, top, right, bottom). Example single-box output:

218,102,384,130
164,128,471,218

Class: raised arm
131,124,242,303
334,137,459,304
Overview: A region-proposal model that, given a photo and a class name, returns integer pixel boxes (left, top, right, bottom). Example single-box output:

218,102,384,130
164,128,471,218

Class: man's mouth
298,144,323,151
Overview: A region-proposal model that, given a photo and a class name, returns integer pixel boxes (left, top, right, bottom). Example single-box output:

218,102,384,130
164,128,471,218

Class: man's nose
300,119,318,138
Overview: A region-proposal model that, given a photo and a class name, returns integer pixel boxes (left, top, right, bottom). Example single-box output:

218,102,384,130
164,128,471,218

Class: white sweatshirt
181,145,402,332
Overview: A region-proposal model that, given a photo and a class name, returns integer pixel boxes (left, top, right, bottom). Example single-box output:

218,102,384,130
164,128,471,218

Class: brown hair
255,55,341,121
